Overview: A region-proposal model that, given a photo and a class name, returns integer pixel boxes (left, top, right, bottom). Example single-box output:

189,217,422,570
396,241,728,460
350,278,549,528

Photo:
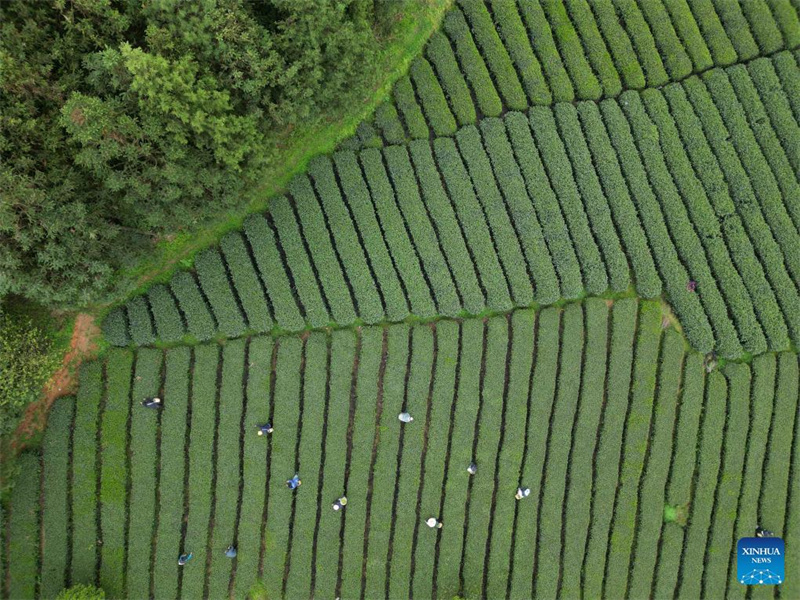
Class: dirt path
11,313,101,451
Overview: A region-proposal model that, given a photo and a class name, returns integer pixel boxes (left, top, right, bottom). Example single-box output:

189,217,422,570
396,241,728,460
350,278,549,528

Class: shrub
479,116,561,304
529,106,609,296
41,397,75,598
739,0,783,53
590,0,646,89
384,146,462,317
206,339,247,600
443,9,503,116
333,151,410,321
102,308,130,347
169,270,216,342
564,0,622,96
373,102,407,145
454,126,534,306
0,312,62,435
554,103,631,293
308,157,385,324
515,0,575,102
194,248,247,338
576,102,662,299
615,0,669,87
126,294,156,346
637,0,693,79
148,283,185,343
663,82,789,351
713,0,759,60
457,0,528,110
242,214,306,332
503,112,581,302
410,58,457,136
8,452,41,600
393,75,429,140
425,32,477,126
540,0,602,99
360,148,437,318
582,298,638,599
57,584,106,600
661,0,713,71
432,137,512,311
768,0,800,47
682,0,737,66
220,231,273,333
489,0,550,104
356,120,383,149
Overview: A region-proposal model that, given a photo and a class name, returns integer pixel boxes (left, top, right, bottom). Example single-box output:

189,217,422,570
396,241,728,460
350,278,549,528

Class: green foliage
373,103,407,145
393,76,430,140
57,584,107,600
564,0,621,96
615,0,669,87
127,295,156,347
637,0,693,79
0,312,62,435
712,0,759,60
8,452,41,600
194,248,247,338
410,58,458,137
661,0,713,71
170,270,216,342
425,33,477,127
590,0,646,89
148,284,186,343
220,232,273,333
685,0,737,66
102,308,130,347
1,0,413,308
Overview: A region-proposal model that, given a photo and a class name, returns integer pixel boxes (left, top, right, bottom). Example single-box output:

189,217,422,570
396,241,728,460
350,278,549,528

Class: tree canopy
1,0,397,307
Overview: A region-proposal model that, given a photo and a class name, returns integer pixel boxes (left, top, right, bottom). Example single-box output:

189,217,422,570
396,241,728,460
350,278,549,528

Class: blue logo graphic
737,537,784,585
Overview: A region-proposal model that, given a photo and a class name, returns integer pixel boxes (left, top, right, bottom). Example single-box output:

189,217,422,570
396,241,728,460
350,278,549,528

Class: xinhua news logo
737,537,785,585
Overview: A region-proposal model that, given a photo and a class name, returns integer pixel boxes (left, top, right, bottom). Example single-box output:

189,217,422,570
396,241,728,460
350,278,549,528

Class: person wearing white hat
515,487,531,500
426,517,443,529
398,412,413,423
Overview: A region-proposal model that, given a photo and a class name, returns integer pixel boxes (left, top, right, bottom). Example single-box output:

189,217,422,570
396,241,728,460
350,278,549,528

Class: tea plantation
4,0,800,598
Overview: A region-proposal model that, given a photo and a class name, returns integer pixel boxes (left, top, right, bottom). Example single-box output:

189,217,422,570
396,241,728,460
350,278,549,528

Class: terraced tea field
6,300,799,599
5,0,800,598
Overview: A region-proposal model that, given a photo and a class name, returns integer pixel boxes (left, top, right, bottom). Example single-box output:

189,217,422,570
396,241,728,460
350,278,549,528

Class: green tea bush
220,231,272,333
683,0,738,66
554,103,631,293
455,126,534,306
57,584,106,600
384,145,462,316
169,270,216,342
615,0,669,86
373,102,407,145
590,0,646,89
242,214,306,332
540,0,602,99
433,137,512,311
126,294,156,346
443,9,503,117
621,92,741,357
529,106,609,296
8,454,42,600
148,283,185,343
489,0,550,104
663,83,789,350
408,141,485,314
577,102,662,298
102,308,130,347
393,75,430,140
425,32,477,126
644,89,767,354
206,340,247,600
638,0,693,79
289,175,357,325
308,157,385,324
582,298,638,599
739,0,783,53
194,248,246,338
768,0,800,46
516,0,574,101
712,0,759,60
661,0,713,70
360,148,437,318
564,0,622,96
152,348,190,600
410,58,457,136
535,303,584,599
457,0,527,110
99,351,132,598
41,397,75,598
503,112,579,301
480,117,561,304
333,151,410,321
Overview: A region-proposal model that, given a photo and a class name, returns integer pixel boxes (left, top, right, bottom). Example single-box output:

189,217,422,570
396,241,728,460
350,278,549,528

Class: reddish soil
11,313,101,451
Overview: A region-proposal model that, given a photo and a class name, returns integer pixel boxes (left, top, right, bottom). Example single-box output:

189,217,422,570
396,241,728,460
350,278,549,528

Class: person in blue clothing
257,423,273,436
142,397,162,409
225,545,237,558
178,552,193,566
287,473,302,490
